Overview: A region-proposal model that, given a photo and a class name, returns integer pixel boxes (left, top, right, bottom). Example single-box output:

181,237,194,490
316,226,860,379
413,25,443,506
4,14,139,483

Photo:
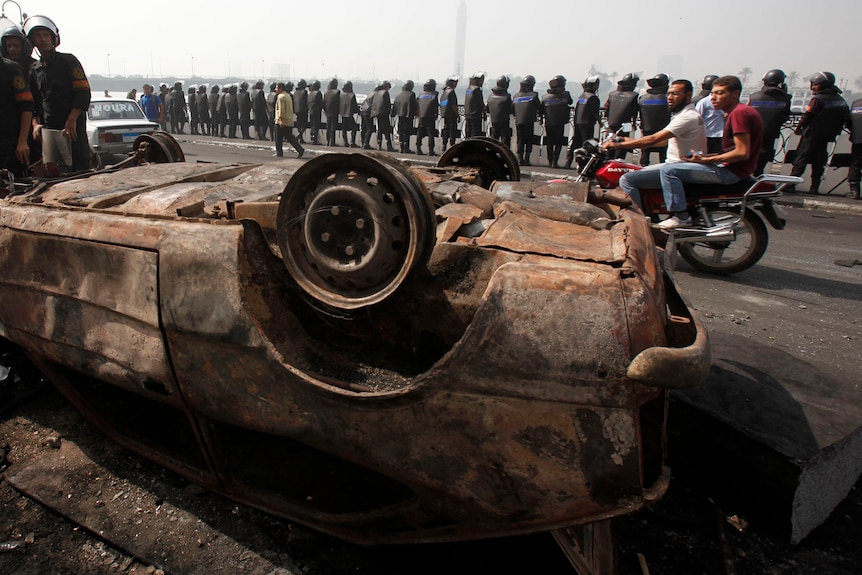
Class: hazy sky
5,0,860,89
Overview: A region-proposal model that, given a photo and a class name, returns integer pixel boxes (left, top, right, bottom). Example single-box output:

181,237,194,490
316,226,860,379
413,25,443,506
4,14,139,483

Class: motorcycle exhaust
672,226,736,244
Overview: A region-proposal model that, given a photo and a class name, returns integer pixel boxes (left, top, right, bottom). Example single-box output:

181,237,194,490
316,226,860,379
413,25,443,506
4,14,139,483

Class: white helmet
23,14,60,48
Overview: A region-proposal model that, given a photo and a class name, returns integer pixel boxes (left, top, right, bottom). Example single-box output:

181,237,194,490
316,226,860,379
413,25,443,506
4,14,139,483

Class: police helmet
446,75,459,86
211,84,219,93
23,14,60,48
647,73,669,88
173,81,183,89
285,81,294,92
327,78,338,90
344,81,353,92
310,80,321,90
701,74,719,91
297,79,307,90
523,75,536,86
583,75,600,92
808,71,833,89
424,78,437,91
549,75,566,89
0,25,31,59
471,71,485,81
198,85,207,93
240,81,249,90
619,73,639,87
496,75,509,89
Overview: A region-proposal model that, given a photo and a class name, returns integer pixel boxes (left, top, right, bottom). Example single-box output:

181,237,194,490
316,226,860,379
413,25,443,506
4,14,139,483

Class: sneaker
654,215,692,230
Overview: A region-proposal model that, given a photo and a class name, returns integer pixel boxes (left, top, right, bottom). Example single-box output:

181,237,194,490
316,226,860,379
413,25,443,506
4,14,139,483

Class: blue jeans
660,163,741,212
619,164,663,211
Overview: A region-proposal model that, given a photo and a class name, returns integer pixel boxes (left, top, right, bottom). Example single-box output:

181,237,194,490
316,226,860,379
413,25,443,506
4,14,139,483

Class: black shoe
416,146,424,155
363,144,372,150
297,148,305,159
428,150,437,157
523,159,531,166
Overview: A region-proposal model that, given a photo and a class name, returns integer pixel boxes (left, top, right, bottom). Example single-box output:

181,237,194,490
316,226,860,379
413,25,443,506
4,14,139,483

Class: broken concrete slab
669,331,862,544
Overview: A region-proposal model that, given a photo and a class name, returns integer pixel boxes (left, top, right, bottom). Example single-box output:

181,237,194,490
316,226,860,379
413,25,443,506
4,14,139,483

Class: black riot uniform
238,82,252,139
638,74,671,166
169,82,186,134
225,84,239,138
440,76,460,151
416,79,439,156
196,86,210,136
748,70,792,175
604,74,640,159
512,75,541,165
187,88,199,135
540,75,573,168
294,80,309,143
360,89,375,149
463,73,485,138
208,85,220,137
847,98,862,199
790,72,850,193
323,79,341,146
0,56,35,176
371,81,394,151
29,50,92,171
251,81,268,140
339,81,360,147
565,76,601,168
265,83,277,141
486,76,512,147
392,80,418,153
307,80,323,144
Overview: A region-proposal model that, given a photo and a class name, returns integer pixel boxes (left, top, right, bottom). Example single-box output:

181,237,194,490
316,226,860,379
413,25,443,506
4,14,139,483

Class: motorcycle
571,138,802,275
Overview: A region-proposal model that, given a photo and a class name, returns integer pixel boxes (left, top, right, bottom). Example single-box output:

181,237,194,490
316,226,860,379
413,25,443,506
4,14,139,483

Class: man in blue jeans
660,75,763,229
603,79,706,219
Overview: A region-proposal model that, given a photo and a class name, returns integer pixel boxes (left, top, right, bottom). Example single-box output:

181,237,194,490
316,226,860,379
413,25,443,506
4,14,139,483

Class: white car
86,98,160,163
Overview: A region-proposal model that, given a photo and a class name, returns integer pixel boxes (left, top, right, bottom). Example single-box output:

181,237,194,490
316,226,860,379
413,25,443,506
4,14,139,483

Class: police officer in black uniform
251,81,268,140
603,73,640,159
225,84,239,138
440,75,460,151
638,73,671,166
486,75,513,147
307,80,323,144
565,75,602,168
294,79,309,143
208,84,220,137
790,72,850,194
393,80,418,153
196,85,210,136
360,87,375,149
339,80,360,147
748,69,792,176
371,80,394,151
323,78,341,146
2,25,38,164
25,15,92,172
0,52,34,176
238,81,252,139
512,75,541,165
692,74,718,105
416,78,439,156
847,97,862,199
187,86,199,135
169,81,186,134
540,75,573,169
464,72,485,138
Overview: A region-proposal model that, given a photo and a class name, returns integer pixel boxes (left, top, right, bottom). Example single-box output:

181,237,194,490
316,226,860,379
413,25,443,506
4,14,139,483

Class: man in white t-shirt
603,79,707,215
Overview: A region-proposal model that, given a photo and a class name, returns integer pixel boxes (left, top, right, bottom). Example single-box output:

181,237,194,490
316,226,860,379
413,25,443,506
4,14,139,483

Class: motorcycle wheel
677,206,768,275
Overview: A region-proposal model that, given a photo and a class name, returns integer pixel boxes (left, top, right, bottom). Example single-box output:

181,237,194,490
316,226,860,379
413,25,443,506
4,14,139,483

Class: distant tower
455,0,466,77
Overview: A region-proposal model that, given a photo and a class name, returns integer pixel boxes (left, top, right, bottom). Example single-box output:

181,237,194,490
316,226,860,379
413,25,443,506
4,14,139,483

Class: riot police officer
339,80,360,147
187,86,199,135
238,81,252,139
169,81,187,134
440,75,460,151
225,84,239,138
847,96,862,199
565,75,602,168
748,69,792,175
371,80,394,151
540,75,573,168
512,75,541,165
604,73,640,159
1,25,35,70
416,79,439,156
307,80,323,144
294,80,309,143
197,85,210,136
323,78,341,146
464,72,486,138
692,74,718,105
393,80,418,153
790,72,849,194
266,82,278,141
252,81,268,140
0,52,34,176
25,14,92,172
208,84,220,137
639,73,671,166
486,75,513,147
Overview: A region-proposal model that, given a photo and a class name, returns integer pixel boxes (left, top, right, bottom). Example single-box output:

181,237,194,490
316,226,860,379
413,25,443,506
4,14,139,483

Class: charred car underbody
0,135,709,572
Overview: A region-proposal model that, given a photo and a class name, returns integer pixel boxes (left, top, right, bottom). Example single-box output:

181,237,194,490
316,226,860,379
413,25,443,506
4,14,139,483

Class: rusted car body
0,137,708,563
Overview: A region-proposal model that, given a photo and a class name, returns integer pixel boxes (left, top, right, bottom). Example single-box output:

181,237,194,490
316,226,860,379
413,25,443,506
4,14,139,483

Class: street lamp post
106,52,110,77
191,55,195,78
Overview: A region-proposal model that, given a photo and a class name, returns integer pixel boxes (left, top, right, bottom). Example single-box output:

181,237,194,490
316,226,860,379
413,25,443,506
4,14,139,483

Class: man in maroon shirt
655,75,763,229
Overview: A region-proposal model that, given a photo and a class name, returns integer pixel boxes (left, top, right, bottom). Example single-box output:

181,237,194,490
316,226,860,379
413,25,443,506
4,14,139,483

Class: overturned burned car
0,135,709,571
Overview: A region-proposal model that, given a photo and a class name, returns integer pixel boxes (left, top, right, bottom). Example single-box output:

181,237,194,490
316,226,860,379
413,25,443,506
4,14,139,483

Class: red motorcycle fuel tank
595,159,641,189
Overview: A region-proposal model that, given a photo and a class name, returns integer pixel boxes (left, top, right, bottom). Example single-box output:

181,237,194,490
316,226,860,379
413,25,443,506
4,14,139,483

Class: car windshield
88,101,146,121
